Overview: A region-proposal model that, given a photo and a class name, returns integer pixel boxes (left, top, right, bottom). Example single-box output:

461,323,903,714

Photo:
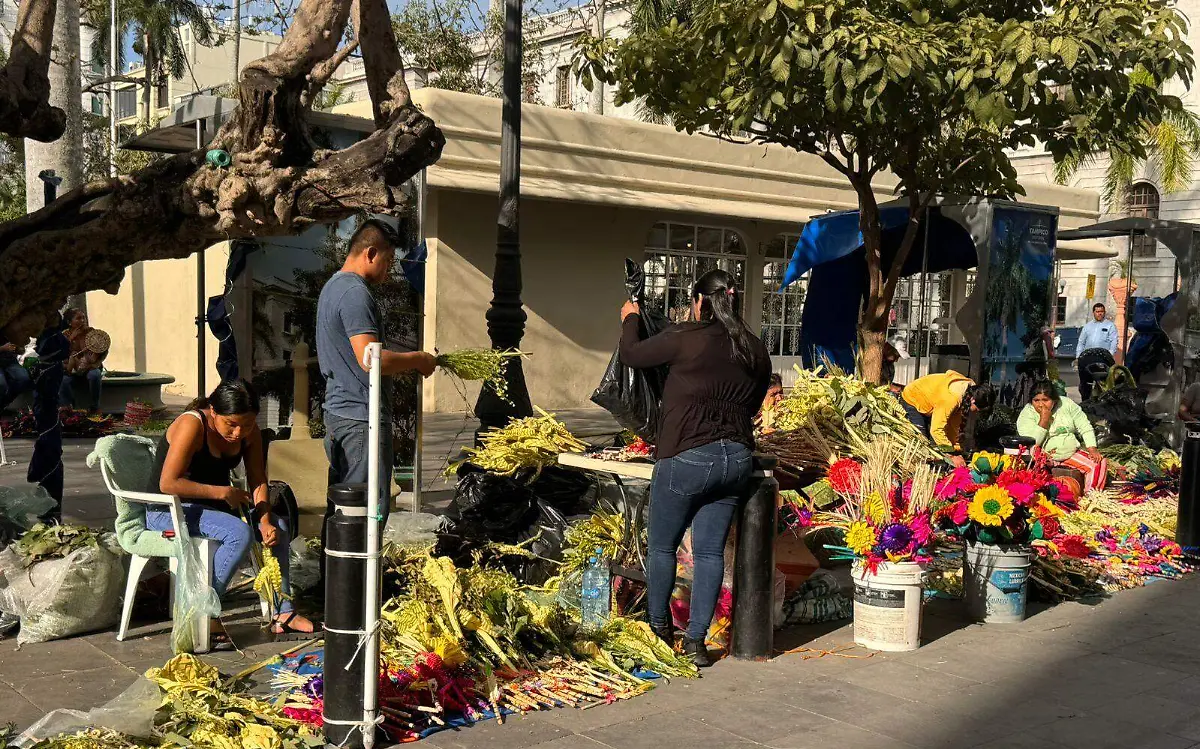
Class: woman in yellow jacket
900,371,996,466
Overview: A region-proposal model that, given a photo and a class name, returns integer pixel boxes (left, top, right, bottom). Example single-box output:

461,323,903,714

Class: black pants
900,396,932,440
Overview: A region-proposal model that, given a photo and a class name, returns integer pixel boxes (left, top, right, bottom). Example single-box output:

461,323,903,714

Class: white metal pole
109,0,117,178
413,169,427,513
362,341,383,749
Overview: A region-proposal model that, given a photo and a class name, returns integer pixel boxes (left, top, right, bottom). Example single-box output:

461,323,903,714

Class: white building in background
1009,0,1200,338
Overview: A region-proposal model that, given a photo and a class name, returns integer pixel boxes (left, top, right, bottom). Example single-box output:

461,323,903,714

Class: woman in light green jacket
1016,381,1107,491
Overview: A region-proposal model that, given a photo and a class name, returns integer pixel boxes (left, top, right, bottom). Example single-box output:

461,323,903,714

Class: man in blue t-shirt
316,219,436,564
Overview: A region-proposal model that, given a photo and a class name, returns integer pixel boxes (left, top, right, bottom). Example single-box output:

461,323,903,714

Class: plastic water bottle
580,548,611,630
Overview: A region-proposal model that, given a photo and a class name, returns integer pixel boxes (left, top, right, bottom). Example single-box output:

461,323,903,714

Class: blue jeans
59,368,103,411
145,503,293,614
647,440,753,641
321,412,394,577
0,363,32,410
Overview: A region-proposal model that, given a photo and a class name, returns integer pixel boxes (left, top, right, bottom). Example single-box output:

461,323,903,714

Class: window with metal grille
157,81,169,109
643,222,746,324
1127,182,1160,257
91,95,104,115
115,87,137,119
761,233,806,356
887,273,953,358
555,66,570,108
1055,295,1068,326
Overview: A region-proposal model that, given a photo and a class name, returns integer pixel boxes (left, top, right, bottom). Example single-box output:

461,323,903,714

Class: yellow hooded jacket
901,370,973,449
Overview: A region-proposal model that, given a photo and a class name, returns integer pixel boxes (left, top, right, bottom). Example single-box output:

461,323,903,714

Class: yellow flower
845,521,876,555
971,452,1009,474
862,492,887,525
241,724,282,749
969,486,1014,526
1037,496,1065,517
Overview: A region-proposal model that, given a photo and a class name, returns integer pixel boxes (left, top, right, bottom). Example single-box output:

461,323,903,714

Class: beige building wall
424,188,846,413
114,28,282,127
85,246,230,399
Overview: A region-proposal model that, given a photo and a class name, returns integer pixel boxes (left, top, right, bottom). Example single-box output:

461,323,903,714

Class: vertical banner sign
981,208,1058,387
1086,274,1096,300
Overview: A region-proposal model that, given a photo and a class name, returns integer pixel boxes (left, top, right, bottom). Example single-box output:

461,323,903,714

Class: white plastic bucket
851,561,924,652
963,542,1031,623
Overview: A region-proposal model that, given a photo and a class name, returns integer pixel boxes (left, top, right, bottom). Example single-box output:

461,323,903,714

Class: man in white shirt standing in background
1075,302,1119,401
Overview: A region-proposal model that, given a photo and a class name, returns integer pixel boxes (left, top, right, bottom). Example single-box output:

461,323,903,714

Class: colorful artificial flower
1034,496,1064,518
827,458,862,495
909,511,934,546
971,451,1009,476
947,499,970,525
1057,534,1093,559
845,521,877,555
1001,481,1037,506
1038,516,1061,539
968,485,1014,526
936,466,975,499
862,492,887,525
878,523,915,554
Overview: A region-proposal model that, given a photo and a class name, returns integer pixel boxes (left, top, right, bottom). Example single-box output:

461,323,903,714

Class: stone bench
8,370,175,415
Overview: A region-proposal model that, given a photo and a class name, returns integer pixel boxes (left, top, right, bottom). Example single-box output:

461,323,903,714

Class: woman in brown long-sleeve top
619,269,771,666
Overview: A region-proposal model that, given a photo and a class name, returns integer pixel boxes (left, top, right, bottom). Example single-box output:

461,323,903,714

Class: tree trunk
0,0,65,140
856,183,886,382
141,30,152,129
232,0,241,85
25,0,82,213
589,0,604,115
0,0,445,341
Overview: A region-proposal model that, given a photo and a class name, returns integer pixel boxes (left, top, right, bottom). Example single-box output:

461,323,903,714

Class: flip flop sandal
269,612,322,642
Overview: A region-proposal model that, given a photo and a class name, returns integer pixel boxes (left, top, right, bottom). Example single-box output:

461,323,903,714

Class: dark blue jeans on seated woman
647,439,752,641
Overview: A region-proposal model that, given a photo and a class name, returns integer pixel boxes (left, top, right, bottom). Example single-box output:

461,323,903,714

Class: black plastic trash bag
591,258,670,440
448,470,537,543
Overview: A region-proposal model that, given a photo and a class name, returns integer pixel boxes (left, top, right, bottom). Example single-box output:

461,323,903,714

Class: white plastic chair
100,459,218,653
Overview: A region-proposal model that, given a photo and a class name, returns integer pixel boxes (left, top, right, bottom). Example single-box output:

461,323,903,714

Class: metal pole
196,121,206,397
732,454,778,659
473,0,533,439
413,169,427,513
915,206,931,379
109,0,117,178
362,342,383,749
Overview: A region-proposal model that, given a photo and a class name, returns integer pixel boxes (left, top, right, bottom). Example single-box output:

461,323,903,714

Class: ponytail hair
693,269,759,370
186,379,260,416
963,382,996,414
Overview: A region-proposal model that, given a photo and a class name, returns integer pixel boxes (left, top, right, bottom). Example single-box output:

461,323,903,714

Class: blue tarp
786,205,980,369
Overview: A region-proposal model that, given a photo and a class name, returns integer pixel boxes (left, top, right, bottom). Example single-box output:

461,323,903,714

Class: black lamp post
474,0,534,436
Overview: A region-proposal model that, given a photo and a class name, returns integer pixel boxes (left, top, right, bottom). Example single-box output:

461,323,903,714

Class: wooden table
556,452,655,480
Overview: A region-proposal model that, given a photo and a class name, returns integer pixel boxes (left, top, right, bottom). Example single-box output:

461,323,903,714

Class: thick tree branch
0,0,65,141
352,0,411,126
303,39,360,108
0,0,445,341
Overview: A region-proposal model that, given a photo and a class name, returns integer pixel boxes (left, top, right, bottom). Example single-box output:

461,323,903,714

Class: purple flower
878,523,914,554
303,675,324,699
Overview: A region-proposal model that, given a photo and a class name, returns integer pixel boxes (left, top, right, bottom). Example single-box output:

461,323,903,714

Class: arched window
1127,182,1160,257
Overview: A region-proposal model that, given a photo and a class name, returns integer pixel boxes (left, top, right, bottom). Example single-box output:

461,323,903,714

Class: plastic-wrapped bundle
0,532,126,644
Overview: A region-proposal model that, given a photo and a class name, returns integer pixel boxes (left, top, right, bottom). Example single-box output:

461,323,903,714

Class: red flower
949,499,969,525
1058,534,1093,559
1039,517,1061,539
936,467,976,499
828,458,862,495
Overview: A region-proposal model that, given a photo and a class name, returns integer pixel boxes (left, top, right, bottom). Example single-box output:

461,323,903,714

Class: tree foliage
392,0,548,101
578,0,1195,380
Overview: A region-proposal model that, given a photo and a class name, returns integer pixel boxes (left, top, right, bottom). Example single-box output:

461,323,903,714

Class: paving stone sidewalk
5,435,1200,748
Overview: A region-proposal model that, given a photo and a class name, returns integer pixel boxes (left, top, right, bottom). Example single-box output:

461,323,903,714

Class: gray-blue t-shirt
317,271,389,421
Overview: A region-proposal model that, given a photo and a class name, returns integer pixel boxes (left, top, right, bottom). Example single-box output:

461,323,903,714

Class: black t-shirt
619,316,771,459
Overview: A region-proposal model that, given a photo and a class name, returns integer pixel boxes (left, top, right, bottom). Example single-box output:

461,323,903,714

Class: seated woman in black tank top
145,380,316,637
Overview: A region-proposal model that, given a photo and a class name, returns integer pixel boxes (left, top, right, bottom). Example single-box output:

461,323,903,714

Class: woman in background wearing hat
59,308,107,414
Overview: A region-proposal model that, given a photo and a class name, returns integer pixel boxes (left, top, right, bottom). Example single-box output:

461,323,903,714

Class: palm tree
1055,66,1200,212
624,0,717,124
85,0,218,129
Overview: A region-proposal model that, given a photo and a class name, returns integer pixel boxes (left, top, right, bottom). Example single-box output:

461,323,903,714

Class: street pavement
4,435,1200,747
